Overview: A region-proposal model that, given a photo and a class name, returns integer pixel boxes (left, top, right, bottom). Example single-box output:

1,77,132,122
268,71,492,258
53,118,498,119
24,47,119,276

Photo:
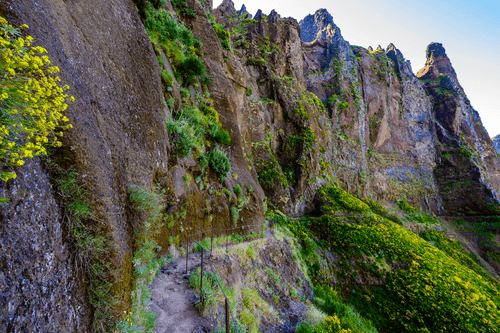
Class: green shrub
318,185,372,214
338,101,349,110
166,119,196,159
246,57,267,66
160,68,174,87
208,146,231,181
144,4,204,86
213,128,231,145
396,199,418,214
362,199,387,215
175,55,206,86
150,0,166,9
326,94,339,107
171,0,197,19
385,213,402,225
231,206,239,226
233,184,242,197
212,22,232,52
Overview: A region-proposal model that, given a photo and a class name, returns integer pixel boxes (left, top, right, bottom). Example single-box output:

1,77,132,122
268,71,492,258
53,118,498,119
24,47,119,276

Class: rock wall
417,43,500,214
0,0,169,330
493,135,500,154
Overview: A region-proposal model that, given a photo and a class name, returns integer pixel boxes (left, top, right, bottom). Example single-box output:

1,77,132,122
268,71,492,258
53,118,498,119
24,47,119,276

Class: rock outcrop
299,8,341,43
417,43,500,215
493,135,500,154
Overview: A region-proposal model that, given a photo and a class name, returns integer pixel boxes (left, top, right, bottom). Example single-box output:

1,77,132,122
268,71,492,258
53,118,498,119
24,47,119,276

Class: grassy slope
273,184,500,333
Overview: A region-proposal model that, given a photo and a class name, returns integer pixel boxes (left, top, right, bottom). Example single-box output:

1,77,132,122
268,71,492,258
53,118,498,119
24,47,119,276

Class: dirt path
150,222,272,332
149,251,212,333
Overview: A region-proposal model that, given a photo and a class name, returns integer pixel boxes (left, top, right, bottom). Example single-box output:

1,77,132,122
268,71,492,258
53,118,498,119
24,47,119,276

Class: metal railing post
225,297,230,332
185,241,189,275
200,248,204,300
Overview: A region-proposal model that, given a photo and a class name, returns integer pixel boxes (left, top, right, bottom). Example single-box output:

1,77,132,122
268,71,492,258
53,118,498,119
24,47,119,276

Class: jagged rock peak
254,9,263,21
368,46,373,52
214,0,236,23
417,42,459,86
376,45,383,51
426,42,447,60
269,9,280,22
238,4,252,19
493,135,500,154
299,8,340,42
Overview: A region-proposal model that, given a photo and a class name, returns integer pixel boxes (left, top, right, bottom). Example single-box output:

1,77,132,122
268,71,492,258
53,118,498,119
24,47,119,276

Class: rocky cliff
0,1,499,331
494,134,500,154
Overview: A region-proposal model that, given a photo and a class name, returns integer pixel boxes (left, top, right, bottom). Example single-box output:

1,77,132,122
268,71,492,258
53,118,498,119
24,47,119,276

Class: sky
213,0,500,138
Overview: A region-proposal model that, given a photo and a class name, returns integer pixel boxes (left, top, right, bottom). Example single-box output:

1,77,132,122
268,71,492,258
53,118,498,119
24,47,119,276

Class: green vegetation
208,146,231,181
233,184,242,197
397,200,438,225
119,185,169,332
144,3,204,87
0,16,73,183
208,14,232,52
246,57,267,67
318,185,372,214
166,118,199,159
272,185,500,333
297,287,378,333
170,0,197,19
362,199,387,215
47,161,113,332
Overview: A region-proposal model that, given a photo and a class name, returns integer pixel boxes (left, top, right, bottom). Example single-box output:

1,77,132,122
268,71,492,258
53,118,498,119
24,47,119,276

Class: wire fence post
185,241,189,275
200,248,204,300
225,297,230,332
210,229,213,255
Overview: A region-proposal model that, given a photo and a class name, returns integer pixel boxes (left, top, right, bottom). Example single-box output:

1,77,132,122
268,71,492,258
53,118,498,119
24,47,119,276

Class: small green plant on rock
208,146,231,182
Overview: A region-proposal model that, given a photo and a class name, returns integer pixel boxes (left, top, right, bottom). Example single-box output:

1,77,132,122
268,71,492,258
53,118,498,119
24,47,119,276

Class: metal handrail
183,223,266,332
192,238,242,333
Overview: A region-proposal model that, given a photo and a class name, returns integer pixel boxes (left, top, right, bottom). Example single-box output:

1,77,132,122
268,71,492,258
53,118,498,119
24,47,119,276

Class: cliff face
1,1,500,331
417,43,500,216
1,0,167,330
493,135,500,154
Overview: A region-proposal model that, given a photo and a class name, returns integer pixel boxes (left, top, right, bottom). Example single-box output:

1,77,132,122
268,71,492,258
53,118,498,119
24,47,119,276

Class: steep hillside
0,0,499,332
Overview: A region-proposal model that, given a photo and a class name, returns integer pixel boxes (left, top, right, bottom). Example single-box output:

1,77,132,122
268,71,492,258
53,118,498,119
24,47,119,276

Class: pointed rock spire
299,8,341,42
417,43,459,86
254,9,263,21
238,4,252,19
368,46,373,52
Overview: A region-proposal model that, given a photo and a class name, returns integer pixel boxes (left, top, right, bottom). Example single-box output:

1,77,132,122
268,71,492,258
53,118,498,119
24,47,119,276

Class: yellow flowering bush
0,15,73,182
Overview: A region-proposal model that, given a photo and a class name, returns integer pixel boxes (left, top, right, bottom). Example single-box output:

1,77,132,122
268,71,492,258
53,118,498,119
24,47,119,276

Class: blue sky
213,0,500,138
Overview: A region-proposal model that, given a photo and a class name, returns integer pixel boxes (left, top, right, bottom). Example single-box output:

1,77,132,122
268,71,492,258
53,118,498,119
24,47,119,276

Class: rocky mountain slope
0,0,499,331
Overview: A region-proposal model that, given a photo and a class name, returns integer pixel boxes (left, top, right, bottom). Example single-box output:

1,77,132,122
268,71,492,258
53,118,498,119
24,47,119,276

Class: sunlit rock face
494,135,500,154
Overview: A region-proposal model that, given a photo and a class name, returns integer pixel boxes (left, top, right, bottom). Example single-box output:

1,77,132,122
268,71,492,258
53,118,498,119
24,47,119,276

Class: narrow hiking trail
150,251,212,333
150,223,273,332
